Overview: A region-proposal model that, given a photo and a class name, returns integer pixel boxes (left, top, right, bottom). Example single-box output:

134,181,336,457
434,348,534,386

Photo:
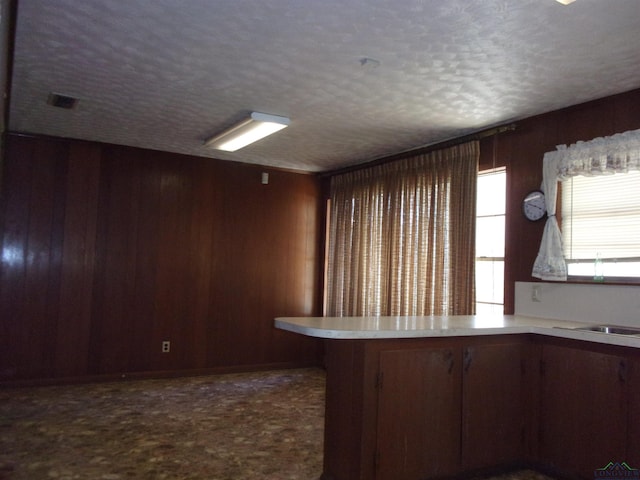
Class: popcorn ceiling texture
9,0,640,171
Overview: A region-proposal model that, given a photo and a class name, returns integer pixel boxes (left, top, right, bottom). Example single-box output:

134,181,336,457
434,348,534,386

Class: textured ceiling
8,0,640,172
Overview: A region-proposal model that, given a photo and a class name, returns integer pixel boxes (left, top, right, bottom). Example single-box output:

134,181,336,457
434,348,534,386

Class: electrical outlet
162,341,170,353
532,285,542,302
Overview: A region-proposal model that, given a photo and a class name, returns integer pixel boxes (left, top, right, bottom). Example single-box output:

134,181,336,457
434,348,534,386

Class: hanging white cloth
532,150,566,280
531,128,640,281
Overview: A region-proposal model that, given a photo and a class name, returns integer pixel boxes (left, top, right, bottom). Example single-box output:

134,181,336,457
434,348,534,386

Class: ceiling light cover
204,112,290,151
556,0,576,5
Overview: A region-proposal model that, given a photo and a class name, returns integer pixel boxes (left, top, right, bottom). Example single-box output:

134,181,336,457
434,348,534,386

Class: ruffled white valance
532,128,640,281
557,128,640,179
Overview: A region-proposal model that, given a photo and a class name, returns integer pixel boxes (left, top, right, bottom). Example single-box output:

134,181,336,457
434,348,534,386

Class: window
475,168,505,313
561,170,640,280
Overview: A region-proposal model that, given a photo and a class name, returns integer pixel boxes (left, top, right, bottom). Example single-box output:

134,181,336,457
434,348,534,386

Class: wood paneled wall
0,134,323,381
2,88,640,382
478,88,640,313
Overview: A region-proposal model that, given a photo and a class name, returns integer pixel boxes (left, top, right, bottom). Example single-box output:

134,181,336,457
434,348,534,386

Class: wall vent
47,93,79,109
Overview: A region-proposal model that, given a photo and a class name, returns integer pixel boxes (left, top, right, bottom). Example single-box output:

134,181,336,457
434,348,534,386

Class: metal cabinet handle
463,347,473,373
444,349,455,374
618,360,628,384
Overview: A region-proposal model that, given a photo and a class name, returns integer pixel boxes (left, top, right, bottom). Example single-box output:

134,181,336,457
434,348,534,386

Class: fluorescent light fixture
556,0,576,4
204,112,290,151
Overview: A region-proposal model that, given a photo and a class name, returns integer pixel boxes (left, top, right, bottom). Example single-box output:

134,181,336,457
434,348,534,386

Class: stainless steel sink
573,325,640,335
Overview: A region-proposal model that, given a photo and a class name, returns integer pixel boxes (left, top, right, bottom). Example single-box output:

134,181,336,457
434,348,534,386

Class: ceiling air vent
47,93,79,109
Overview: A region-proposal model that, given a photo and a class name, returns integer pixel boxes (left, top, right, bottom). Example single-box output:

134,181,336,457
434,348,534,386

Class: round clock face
523,190,546,221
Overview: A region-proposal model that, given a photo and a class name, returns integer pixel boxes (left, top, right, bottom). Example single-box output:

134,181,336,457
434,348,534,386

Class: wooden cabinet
539,342,628,478
375,339,536,478
322,339,375,480
628,357,640,469
322,336,535,480
321,335,637,480
376,347,461,479
461,339,538,470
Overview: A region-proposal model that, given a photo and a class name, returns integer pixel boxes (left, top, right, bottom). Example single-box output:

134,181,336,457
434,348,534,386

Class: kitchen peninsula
276,315,640,480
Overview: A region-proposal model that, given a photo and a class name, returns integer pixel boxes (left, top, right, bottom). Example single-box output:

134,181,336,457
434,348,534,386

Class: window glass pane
567,260,640,277
476,217,505,257
477,170,506,216
475,260,504,304
476,302,504,315
475,168,505,312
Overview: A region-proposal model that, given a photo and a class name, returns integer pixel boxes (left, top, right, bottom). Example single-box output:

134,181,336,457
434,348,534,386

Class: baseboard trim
0,361,323,388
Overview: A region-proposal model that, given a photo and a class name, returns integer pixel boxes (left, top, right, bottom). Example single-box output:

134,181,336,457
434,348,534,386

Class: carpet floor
0,368,555,480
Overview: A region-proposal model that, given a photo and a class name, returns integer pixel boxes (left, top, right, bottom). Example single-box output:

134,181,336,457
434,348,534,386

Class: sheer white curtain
532,128,640,281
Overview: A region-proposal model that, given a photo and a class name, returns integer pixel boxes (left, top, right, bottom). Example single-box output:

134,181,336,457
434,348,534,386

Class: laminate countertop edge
274,315,640,349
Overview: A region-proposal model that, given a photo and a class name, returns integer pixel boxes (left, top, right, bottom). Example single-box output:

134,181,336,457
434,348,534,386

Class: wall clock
522,190,546,221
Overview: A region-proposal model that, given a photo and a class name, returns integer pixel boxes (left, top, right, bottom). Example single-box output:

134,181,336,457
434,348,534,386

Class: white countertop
275,315,640,349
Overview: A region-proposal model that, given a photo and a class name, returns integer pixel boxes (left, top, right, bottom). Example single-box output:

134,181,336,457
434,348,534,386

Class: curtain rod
319,123,517,178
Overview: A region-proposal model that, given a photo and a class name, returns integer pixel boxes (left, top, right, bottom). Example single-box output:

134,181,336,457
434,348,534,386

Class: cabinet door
462,342,532,469
540,344,628,478
376,347,461,480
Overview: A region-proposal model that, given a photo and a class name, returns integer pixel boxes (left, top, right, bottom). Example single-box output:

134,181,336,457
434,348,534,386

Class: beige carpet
0,368,555,480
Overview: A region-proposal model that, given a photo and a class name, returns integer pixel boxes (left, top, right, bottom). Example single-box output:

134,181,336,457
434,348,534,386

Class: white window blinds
561,170,640,276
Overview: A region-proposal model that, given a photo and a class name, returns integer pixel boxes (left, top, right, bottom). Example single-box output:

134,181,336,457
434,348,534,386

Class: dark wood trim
0,361,322,389
0,0,18,194
1,0,17,132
